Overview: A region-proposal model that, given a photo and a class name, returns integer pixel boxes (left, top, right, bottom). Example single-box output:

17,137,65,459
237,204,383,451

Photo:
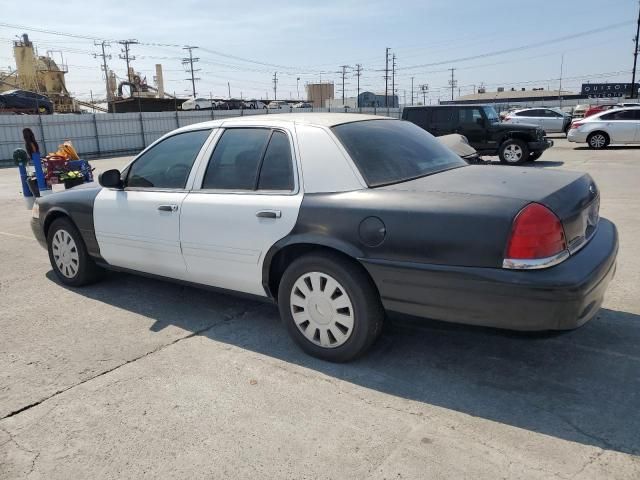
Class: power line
397,21,633,71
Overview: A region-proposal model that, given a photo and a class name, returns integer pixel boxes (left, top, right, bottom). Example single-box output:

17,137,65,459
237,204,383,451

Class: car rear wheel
499,139,529,164
278,252,384,362
47,218,104,287
587,132,609,149
195,104,201,110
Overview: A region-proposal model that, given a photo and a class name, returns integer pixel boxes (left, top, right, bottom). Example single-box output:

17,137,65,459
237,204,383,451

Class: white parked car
503,108,572,134
567,107,640,149
245,100,267,109
181,97,212,111
267,100,290,110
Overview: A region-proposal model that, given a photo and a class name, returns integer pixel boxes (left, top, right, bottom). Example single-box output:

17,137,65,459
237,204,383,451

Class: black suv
402,105,553,164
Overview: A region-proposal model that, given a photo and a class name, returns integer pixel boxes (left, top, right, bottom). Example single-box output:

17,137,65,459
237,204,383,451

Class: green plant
59,170,84,181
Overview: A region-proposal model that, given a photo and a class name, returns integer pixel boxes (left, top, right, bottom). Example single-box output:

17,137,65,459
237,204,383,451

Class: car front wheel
278,252,384,362
47,218,104,287
499,139,529,165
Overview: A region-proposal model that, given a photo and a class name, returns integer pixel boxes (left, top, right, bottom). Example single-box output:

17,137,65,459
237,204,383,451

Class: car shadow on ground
573,146,640,151
48,270,640,456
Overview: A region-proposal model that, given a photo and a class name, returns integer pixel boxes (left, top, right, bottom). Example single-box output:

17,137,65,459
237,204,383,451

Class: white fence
0,107,402,165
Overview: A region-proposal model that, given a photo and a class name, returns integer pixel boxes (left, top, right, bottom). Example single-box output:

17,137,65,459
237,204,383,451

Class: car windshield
332,119,466,187
483,106,500,123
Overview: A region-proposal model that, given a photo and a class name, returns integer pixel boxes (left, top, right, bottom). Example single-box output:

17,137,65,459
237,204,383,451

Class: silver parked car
503,107,572,134
567,107,640,149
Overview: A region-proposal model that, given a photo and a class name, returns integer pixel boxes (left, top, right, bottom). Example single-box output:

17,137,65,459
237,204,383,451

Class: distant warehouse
440,87,586,110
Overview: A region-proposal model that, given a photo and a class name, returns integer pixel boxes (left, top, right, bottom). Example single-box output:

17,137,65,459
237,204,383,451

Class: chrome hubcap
51,229,79,278
290,272,354,348
503,144,523,162
590,135,606,148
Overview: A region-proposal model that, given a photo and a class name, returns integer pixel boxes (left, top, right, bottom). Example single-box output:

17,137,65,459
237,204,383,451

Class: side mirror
99,169,124,189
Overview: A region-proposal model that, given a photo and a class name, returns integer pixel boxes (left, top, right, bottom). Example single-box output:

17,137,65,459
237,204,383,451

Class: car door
600,110,637,143
456,107,486,146
180,126,302,296
517,109,544,129
543,109,564,132
93,128,213,279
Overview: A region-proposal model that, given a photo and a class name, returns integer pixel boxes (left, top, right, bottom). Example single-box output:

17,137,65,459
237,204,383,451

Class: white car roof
175,113,392,131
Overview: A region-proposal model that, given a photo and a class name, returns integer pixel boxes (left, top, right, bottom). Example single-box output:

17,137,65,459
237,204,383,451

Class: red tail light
505,203,567,264
503,116,511,122
570,122,583,129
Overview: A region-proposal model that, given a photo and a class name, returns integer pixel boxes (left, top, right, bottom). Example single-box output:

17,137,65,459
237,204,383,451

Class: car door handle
158,204,178,212
256,210,281,219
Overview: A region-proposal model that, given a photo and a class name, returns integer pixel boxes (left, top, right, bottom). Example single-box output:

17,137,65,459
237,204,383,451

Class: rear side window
202,128,270,190
458,108,483,124
432,108,455,128
332,119,465,187
127,129,211,189
258,131,294,191
202,128,295,191
601,110,637,121
404,109,428,128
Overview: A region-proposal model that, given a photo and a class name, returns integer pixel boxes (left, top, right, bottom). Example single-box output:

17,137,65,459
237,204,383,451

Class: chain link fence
0,107,402,166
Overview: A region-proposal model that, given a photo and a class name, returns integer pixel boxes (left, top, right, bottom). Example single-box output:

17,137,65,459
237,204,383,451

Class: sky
0,0,638,103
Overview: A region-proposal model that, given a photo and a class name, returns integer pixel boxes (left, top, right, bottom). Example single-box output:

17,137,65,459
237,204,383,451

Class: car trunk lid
381,165,600,253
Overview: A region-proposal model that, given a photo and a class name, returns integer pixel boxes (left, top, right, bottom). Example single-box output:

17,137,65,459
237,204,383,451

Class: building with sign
580,83,639,99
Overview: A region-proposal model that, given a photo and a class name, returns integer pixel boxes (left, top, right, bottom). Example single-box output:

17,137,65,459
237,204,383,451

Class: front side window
483,106,500,122
332,119,465,187
126,129,211,189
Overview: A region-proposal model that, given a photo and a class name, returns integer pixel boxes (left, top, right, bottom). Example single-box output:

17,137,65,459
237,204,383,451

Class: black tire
0,100,6,109
529,151,543,161
277,252,384,362
587,131,609,149
47,217,104,287
194,104,201,110
499,139,529,165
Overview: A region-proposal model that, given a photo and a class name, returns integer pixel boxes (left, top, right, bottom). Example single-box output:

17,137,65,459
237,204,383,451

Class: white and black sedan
31,114,618,362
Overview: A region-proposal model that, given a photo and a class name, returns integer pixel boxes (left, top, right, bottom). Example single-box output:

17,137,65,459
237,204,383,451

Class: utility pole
558,53,564,108
384,47,390,107
392,53,396,107
448,68,457,101
339,65,349,105
355,64,362,108
296,77,300,99
631,0,640,98
228,82,231,98
93,40,111,101
273,72,278,101
420,84,429,105
411,76,414,105
182,46,200,98
118,39,138,82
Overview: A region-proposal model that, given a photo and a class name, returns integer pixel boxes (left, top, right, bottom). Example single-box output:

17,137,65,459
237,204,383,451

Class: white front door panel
94,189,188,278
179,192,302,296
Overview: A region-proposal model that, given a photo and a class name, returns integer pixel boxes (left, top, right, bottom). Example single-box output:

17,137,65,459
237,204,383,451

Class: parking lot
1,135,639,479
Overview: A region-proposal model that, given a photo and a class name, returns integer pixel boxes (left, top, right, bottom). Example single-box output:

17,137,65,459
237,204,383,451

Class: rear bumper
361,218,618,331
528,139,553,152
